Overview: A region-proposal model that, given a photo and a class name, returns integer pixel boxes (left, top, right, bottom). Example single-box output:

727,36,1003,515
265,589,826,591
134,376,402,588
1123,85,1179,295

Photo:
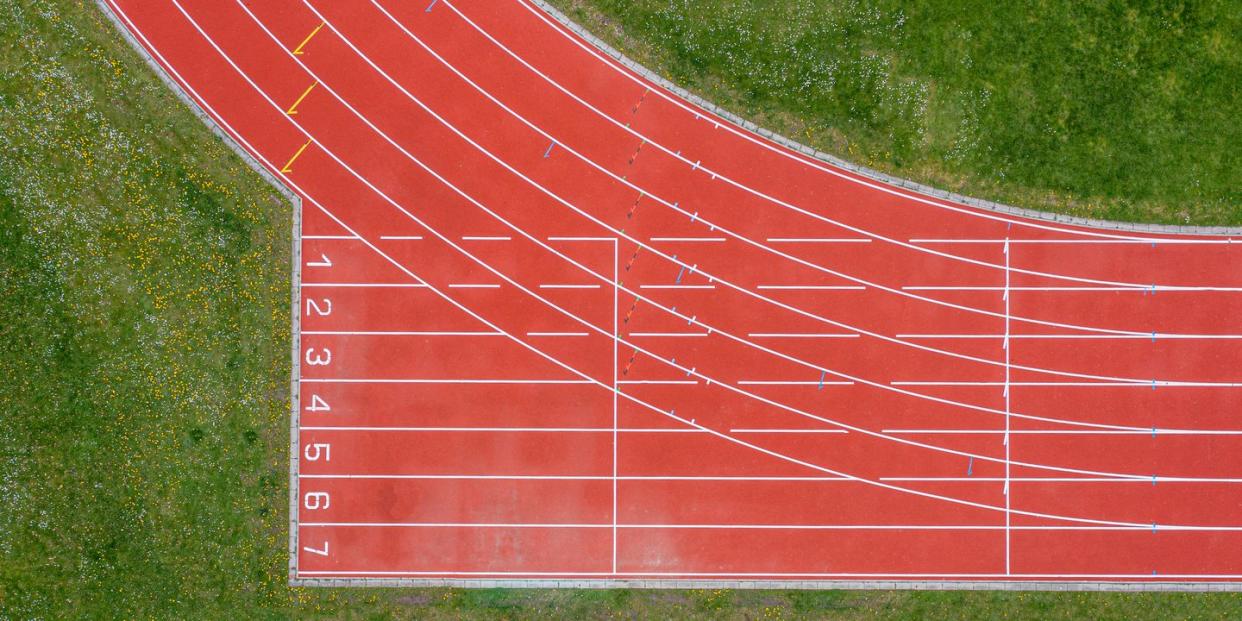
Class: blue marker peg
543,142,555,158
675,265,686,284
1151,331,1156,343
967,457,974,476
1151,379,1157,390
817,370,826,390
425,0,438,12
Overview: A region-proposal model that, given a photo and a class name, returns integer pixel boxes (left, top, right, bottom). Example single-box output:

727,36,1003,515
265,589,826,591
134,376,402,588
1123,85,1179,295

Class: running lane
104,0,1242,586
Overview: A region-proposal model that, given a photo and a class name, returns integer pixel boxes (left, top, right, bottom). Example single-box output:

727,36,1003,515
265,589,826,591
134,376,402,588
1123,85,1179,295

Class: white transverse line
302,330,501,336
526,331,589,337
539,283,600,289
303,234,358,239
379,235,423,240
447,283,500,289
650,237,726,242
462,235,511,241
1003,237,1012,575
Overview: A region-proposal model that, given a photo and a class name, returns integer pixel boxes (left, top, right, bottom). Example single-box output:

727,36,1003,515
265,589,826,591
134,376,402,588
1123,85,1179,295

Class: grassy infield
0,0,1238,618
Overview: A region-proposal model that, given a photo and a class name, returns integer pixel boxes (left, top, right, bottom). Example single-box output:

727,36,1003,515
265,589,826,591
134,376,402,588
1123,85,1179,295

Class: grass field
1,0,1240,618
548,0,1241,226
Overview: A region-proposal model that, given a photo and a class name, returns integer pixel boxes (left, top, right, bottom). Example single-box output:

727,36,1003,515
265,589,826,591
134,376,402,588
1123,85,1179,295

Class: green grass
1,0,1241,618
548,0,1241,226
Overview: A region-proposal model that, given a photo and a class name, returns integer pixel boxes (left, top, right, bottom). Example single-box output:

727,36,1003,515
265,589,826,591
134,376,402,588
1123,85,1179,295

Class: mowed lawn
1,0,1240,618
550,0,1241,226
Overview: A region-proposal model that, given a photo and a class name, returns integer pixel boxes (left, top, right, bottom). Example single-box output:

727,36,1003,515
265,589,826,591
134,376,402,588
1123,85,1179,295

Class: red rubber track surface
106,0,1242,584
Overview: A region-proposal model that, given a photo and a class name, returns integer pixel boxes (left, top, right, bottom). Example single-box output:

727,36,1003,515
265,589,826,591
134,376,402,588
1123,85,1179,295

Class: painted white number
305,347,331,366
305,298,332,316
303,542,329,557
305,394,331,412
304,492,331,510
306,253,332,268
304,443,331,462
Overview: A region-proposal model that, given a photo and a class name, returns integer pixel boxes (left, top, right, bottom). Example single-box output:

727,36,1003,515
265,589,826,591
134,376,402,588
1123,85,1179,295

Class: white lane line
757,285,865,291
629,332,708,337
912,238,1236,245
512,0,1238,252
298,521,1242,531
640,284,715,290
301,282,427,288
361,0,1242,335
883,476,1242,483
729,428,848,434
767,237,871,243
526,331,589,337
738,380,854,386
300,379,592,384
380,234,423,240
548,236,616,242
897,333,1242,340
884,429,1242,435
747,332,858,339
234,1,1242,494
462,235,512,241
302,330,501,336
298,569,1242,577
303,234,358,239
650,237,726,242
904,286,1151,292
299,473,1242,483
286,1,1220,406
301,426,700,433
539,283,601,289
448,283,500,288
892,381,1241,387
616,380,698,385
131,0,1193,539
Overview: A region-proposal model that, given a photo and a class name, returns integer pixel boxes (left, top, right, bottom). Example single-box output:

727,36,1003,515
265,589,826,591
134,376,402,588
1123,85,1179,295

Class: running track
103,0,1242,587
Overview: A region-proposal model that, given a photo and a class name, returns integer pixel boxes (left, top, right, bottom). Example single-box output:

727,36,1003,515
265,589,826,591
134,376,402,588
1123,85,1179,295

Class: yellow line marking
281,139,313,174
292,21,326,56
286,81,319,116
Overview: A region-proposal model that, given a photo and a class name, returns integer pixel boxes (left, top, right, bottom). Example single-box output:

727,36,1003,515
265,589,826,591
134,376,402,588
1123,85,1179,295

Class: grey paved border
91,0,305,586
288,577,1240,592
529,0,1241,237
95,0,1241,592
